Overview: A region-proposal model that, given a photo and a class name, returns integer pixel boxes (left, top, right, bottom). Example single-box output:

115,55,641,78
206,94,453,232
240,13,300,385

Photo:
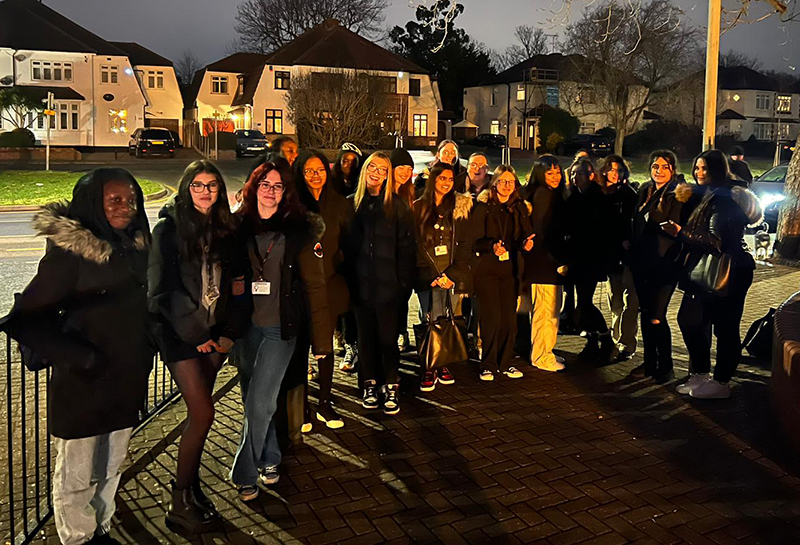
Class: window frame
755,93,771,112
274,71,291,90
413,113,428,137
409,78,421,97
490,120,500,135
101,65,119,85
146,70,165,90
516,85,525,102
777,94,792,115
264,109,283,134
211,75,229,95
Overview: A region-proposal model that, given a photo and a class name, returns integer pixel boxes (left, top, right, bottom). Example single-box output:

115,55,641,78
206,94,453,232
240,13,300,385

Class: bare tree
720,50,764,71
234,0,389,54
286,70,391,149
174,50,203,86
563,0,701,155
494,25,550,70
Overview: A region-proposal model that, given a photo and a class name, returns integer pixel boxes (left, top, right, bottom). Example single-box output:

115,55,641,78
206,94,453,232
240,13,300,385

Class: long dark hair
417,163,457,245
68,167,150,245
598,154,631,186
527,154,565,192
239,161,306,224
649,149,678,182
331,148,361,188
294,149,332,213
692,149,730,187
568,158,600,192
174,160,235,259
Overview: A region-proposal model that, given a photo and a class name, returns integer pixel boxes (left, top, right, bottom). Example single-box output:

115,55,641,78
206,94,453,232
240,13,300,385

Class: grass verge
0,170,164,206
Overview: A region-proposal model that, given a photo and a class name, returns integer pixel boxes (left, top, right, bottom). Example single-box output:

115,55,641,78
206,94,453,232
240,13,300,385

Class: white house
184,19,440,147
0,0,182,147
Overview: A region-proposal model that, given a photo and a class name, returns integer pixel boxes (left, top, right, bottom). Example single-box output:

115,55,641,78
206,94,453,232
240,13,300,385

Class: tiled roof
111,42,173,67
477,54,590,86
206,52,270,73
717,109,747,120
718,66,777,91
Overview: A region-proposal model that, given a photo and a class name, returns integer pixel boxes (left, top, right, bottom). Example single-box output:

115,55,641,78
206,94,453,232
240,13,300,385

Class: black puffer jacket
522,182,568,286
236,213,333,355
472,190,533,280
148,204,245,362
413,192,474,294
605,182,638,271
4,203,153,439
632,179,689,272
347,192,417,305
679,186,762,294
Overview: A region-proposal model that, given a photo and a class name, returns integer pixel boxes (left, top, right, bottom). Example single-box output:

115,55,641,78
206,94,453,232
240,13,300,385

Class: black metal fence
1,332,179,544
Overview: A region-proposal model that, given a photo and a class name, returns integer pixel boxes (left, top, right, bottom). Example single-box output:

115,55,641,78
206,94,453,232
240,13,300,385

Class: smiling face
544,166,562,189
651,157,674,186
468,155,488,178
303,156,327,193
438,143,458,165
365,157,390,192
257,169,285,211
434,169,455,199
103,180,137,229
495,171,516,200
394,165,413,187
693,158,708,185
605,162,621,186
189,172,220,215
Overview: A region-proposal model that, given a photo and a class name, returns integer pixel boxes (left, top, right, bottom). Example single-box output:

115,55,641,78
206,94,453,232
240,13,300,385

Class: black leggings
338,311,358,345
355,300,400,385
296,325,335,404
475,275,517,373
634,268,677,376
167,352,225,489
575,280,609,334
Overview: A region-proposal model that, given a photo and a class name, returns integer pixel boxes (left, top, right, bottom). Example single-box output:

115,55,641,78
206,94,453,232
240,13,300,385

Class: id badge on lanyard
251,237,275,296
434,244,448,256
252,281,271,295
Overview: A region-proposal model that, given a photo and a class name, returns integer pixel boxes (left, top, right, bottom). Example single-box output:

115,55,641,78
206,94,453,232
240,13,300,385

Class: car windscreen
142,130,172,140
237,130,265,138
758,165,787,183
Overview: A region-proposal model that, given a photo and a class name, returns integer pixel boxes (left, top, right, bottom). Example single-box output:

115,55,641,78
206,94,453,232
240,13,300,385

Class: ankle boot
191,478,219,518
166,480,215,534
598,333,619,365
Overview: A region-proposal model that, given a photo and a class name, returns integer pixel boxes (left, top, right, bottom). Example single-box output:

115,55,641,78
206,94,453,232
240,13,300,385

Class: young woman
294,150,354,429
599,155,639,361
347,152,416,415
669,150,761,399
3,169,152,545
391,147,416,352
631,150,689,383
269,136,299,166
565,159,617,364
521,155,569,372
414,140,461,195
149,160,242,531
229,162,331,500
413,162,473,391
473,165,534,381
331,142,363,197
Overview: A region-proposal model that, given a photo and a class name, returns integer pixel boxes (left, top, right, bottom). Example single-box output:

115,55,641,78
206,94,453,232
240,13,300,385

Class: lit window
211,76,229,94
777,95,792,114
517,85,525,102
491,120,500,135
265,109,283,134
413,114,428,137
109,109,128,133
101,65,119,84
274,71,290,90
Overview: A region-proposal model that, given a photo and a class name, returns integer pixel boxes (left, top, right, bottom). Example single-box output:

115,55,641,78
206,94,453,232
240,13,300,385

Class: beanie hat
390,148,414,169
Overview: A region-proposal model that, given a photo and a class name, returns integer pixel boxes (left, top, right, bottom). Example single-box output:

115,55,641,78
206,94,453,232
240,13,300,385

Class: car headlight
759,193,785,208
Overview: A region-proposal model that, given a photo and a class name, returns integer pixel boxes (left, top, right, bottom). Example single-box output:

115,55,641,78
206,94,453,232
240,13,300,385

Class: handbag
688,251,732,297
417,291,468,371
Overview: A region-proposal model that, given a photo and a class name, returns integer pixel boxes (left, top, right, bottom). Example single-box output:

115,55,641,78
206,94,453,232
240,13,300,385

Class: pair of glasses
366,164,389,175
468,162,487,169
304,168,326,177
496,180,516,187
189,182,220,193
258,182,284,194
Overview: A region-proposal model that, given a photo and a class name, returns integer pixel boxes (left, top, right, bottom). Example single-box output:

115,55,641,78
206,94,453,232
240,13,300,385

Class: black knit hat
390,148,414,169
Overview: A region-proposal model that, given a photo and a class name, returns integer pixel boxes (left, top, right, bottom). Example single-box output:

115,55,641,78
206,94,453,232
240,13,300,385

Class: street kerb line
5,248,44,252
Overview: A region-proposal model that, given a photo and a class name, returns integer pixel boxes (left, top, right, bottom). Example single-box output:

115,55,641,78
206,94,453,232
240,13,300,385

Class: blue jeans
229,326,296,486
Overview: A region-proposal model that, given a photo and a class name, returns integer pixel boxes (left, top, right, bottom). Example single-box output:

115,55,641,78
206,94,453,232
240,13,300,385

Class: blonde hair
354,152,394,214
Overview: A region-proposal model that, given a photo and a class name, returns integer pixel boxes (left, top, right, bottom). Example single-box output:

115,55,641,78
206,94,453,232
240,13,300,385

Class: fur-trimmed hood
476,189,532,214
731,186,763,226
454,192,473,220
33,202,147,264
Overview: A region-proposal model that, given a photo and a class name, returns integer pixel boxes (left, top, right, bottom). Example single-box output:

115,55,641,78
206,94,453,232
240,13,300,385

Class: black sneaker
362,381,379,410
316,402,344,429
383,384,400,415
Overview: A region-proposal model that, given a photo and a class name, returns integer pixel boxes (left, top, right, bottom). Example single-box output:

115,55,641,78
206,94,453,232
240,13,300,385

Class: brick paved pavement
34,264,800,544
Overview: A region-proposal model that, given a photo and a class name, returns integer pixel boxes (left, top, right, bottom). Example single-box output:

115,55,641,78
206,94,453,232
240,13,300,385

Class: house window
31,61,73,82
211,76,229,94
265,109,283,134
546,86,559,108
530,68,558,81
109,109,128,133
491,120,500,135
490,91,497,107
101,65,119,84
580,122,596,134
756,93,771,111
274,71,290,90
409,78,421,97
53,103,79,130
413,114,428,137
59,104,68,130
754,123,774,141
71,104,78,130
777,94,792,114
516,85,525,102
147,70,164,89
516,122,523,138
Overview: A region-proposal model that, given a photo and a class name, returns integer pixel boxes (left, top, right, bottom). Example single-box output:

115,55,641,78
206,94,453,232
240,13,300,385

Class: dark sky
45,0,795,74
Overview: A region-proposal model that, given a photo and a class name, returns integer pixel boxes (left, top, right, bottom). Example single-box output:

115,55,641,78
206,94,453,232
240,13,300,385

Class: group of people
1,135,762,544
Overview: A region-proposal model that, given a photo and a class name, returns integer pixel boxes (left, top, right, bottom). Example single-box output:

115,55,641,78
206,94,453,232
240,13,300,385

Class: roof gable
718,66,777,92
478,53,589,86
111,41,173,67
206,52,270,74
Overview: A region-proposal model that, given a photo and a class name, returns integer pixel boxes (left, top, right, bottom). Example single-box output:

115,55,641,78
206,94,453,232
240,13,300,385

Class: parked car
128,128,175,158
556,133,612,157
750,163,788,233
467,133,506,148
235,129,268,158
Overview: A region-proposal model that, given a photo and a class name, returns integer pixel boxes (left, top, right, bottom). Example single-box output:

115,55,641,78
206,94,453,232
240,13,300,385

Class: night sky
43,0,796,74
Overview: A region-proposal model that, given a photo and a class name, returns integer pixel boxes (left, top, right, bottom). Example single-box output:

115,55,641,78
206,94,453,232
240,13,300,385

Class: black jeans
398,289,412,338
338,311,358,346
475,275,517,373
633,267,677,377
575,280,609,334
354,299,400,386
677,268,753,383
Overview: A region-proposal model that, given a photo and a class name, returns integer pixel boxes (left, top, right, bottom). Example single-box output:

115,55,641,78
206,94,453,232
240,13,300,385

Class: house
183,19,440,147
0,0,182,147
462,53,649,150
656,66,800,142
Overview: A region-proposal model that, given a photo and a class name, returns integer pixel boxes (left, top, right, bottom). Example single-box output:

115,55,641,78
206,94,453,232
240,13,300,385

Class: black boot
598,333,619,366
192,477,219,518
578,334,600,361
165,480,215,534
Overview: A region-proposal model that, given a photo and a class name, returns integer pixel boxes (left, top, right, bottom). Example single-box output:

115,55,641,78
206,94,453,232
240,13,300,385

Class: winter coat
414,161,463,196
456,171,491,198
522,182,568,286
148,204,245,363
632,178,689,275
346,191,417,305
679,186,762,294
2,203,153,439
605,182,639,271
413,192,474,295
564,183,616,283
729,159,753,185
236,213,333,355
472,190,533,281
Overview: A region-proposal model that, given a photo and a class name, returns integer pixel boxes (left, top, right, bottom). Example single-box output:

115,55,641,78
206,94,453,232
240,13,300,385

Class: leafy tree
234,0,388,54
389,0,496,113
0,88,43,130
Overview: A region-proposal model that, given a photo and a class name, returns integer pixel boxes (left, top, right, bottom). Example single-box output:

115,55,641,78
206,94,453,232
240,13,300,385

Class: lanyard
249,236,276,281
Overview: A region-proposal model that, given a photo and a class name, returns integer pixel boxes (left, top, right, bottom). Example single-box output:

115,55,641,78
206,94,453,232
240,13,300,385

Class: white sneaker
533,359,565,373
340,343,357,372
675,374,710,395
689,379,731,399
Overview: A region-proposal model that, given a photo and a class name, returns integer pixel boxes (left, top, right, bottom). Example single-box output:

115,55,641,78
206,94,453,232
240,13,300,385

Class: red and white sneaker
420,371,437,392
438,367,455,385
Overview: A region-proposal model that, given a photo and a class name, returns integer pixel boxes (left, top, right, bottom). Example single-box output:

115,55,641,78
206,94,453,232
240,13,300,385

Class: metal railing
1,332,179,544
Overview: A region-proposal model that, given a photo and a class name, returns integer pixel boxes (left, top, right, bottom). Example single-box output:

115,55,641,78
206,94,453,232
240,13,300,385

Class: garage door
146,118,180,144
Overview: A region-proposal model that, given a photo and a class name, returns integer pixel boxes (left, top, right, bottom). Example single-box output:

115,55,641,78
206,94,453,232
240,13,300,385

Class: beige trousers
530,284,563,367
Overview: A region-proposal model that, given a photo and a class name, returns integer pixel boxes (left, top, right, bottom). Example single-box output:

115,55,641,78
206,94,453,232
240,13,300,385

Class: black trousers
337,311,358,345
294,325,335,405
397,289,412,339
475,276,517,373
677,268,753,383
575,280,609,334
354,299,400,386
633,267,677,376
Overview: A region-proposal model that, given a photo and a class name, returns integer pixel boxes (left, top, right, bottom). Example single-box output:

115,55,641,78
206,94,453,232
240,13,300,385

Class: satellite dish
103,93,114,102
14,54,27,62
0,75,13,86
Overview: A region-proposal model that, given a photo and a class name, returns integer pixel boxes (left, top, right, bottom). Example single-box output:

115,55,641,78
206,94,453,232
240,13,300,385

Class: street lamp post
702,0,722,151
